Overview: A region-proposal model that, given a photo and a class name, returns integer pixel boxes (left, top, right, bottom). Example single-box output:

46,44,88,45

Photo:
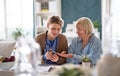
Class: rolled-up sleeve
87,39,103,65
67,38,82,64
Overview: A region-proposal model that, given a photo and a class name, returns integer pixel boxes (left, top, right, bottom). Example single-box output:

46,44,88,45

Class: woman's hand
57,51,73,58
50,54,59,62
45,51,53,59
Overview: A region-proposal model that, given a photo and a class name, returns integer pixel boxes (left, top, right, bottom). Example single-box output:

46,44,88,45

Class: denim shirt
67,34,103,65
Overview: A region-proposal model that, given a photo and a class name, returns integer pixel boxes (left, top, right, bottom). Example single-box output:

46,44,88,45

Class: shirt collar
89,33,95,42
78,33,95,42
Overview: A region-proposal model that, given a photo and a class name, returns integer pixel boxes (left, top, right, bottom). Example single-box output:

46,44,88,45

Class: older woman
35,16,68,65
58,17,102,65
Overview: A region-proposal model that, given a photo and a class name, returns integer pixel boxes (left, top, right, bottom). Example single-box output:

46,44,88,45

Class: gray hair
75,17,94,35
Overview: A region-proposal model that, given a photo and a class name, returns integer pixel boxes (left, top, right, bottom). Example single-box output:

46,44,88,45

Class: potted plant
93,20,100,32
12,27,25,40
51,64,91,76
82,56,91,67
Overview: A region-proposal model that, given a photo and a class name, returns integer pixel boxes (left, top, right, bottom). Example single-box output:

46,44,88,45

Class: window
0,0,34,40
102,0,120,54
0,0,6,39
111,0,120,40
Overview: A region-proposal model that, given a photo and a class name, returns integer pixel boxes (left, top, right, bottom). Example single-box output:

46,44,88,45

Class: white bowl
0,61,15,70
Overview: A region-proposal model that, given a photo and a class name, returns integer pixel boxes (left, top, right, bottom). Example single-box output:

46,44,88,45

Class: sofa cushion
0,41,16,57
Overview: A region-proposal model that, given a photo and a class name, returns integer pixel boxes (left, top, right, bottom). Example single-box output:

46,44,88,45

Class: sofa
0,40,16,57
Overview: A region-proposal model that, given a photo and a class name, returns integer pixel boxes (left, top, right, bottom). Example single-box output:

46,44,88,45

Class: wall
61,0,101,38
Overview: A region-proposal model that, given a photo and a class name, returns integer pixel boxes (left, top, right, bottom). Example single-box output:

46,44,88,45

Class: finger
61,51,66,54
50,56,58,62
49,58,54,62
57,53,64,57
67,54,73,58
48,51,53,54
46,53,52,59
59,53,67,57
52,54,58,58
57,53,61,56
52,55,58,59
62,54,67,57
50,57,56,62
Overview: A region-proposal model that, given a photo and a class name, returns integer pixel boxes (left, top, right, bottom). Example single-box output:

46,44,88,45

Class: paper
38,66,52,72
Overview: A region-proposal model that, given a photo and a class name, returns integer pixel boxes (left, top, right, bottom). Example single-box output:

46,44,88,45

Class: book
41,1,49,12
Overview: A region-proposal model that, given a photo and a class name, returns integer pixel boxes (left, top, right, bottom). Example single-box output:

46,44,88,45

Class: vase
82,61,91,67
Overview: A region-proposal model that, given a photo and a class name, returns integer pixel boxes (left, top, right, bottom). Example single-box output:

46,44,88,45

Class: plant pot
82,61,91,67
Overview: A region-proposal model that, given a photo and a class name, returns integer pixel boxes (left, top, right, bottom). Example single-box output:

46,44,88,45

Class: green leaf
93,20,100,28
82,56,90,62
12,27,25,40
58,67,84,76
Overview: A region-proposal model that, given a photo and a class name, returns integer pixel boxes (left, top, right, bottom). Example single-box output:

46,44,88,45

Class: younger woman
35,16,68,65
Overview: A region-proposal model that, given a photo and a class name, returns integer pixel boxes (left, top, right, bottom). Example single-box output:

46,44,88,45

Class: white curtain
102,0,120,56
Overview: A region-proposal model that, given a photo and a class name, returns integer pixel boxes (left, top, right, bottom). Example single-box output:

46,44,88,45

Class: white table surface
0,65,58,76
0,64,96,76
